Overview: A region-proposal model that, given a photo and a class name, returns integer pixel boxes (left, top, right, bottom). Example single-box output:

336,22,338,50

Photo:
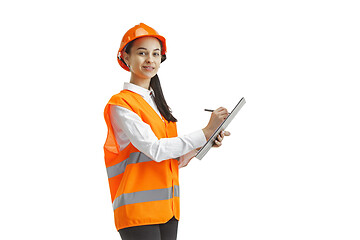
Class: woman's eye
153,52,160,56
138,52,146,56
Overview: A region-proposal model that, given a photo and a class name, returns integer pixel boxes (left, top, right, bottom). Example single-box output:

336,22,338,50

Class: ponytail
150,74,177,122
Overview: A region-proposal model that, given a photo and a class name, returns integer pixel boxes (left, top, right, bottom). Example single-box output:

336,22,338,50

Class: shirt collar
123,82,155,98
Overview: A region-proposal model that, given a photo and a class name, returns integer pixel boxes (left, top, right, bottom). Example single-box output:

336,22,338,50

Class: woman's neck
130,75,151,90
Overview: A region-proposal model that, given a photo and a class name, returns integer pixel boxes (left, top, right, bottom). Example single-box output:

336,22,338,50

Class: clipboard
195,97,246,160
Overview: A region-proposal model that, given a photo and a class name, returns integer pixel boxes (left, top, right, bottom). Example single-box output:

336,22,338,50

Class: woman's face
124,37,162,81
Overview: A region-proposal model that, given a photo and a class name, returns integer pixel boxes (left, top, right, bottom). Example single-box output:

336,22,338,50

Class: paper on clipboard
195,97,246,160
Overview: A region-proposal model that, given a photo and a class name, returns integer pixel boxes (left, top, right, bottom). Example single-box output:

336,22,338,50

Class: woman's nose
146,55,154,63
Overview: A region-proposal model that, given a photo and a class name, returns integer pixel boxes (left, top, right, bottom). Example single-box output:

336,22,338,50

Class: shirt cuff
188,129,207,149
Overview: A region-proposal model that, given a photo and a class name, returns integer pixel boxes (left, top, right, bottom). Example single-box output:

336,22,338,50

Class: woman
103,23,230,240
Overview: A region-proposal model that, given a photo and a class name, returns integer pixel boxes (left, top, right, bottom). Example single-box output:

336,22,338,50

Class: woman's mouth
143,66,155,71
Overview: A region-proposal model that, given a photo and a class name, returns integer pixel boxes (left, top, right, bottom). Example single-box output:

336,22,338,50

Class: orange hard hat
117,23,167,71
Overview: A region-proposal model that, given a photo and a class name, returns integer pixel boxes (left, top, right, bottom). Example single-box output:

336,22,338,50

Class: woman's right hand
202,107,229,141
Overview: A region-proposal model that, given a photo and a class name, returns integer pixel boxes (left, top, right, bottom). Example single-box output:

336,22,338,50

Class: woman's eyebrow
136,47,160,51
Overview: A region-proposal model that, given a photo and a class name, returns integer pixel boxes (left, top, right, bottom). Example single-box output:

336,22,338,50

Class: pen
204,109,214,112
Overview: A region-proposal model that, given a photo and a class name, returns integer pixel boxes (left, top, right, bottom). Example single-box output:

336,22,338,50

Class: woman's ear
122,51,130,67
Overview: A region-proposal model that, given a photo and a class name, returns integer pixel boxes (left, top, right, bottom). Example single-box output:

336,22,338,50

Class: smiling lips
143,66,155,71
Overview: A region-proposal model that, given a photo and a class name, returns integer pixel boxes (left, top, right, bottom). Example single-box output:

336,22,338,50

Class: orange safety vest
103,89,180,230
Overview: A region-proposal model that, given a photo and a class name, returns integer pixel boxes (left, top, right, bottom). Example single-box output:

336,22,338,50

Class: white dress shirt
109,82,206,168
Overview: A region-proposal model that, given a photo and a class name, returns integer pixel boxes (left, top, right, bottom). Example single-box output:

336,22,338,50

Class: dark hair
122,39,177,122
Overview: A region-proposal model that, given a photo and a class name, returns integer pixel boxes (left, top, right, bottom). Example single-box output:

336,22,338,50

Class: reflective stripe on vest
113,185,180,211
106,152,152,179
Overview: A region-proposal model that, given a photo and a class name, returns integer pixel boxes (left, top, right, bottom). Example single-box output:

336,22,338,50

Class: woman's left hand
213,130,231,147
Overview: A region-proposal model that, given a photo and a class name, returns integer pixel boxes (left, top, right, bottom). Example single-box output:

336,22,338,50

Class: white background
1,0,359,239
